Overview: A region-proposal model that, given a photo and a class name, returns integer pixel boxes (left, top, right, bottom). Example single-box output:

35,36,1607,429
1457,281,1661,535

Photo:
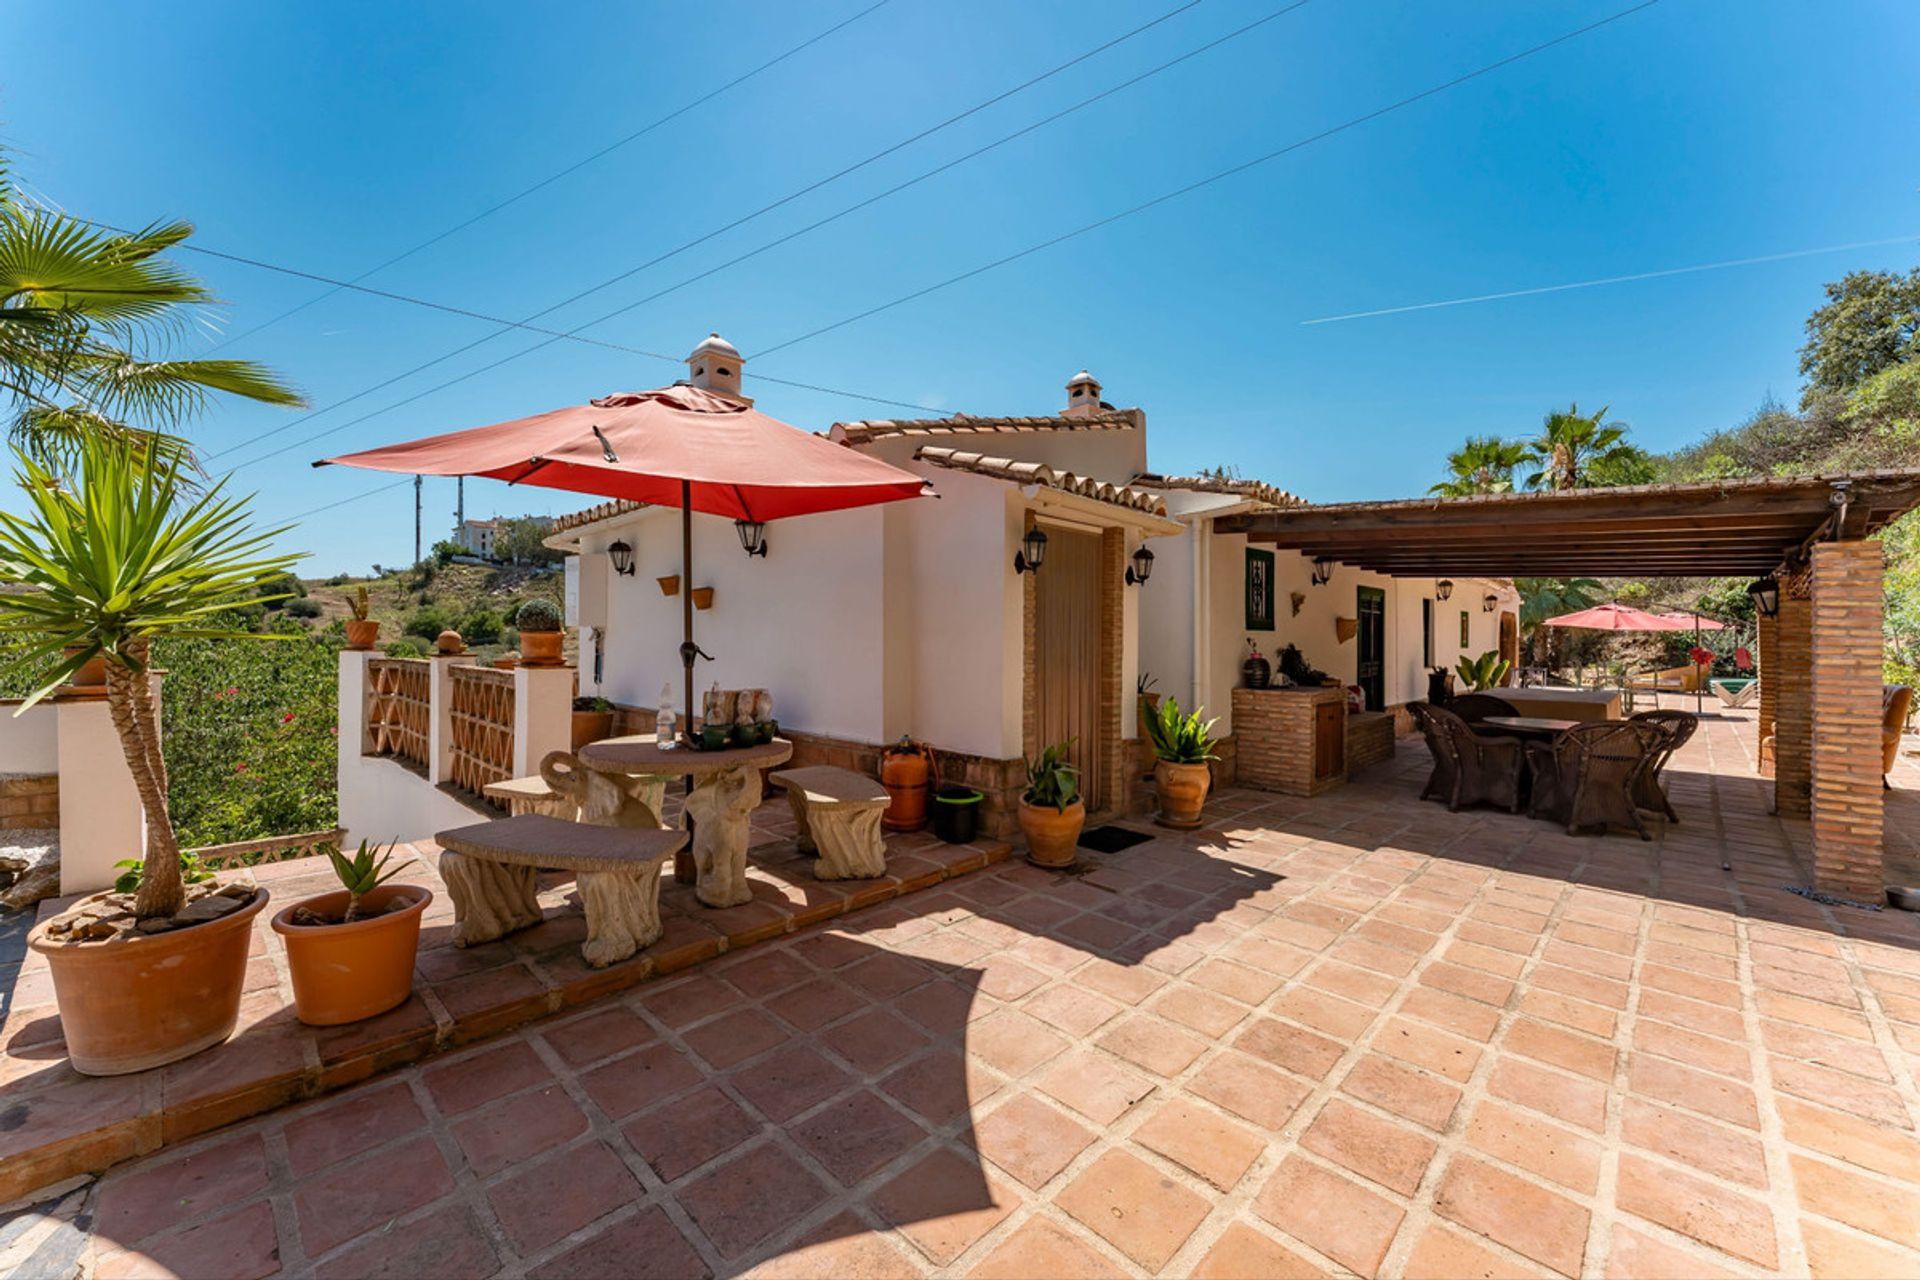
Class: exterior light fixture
1127,545,1155,586
734,520,768,558
607,540,635,577
1436,579,1454,601
1014,526,1049,575
1747,576,1780,618
1310,555,1334,586
1482,593,1498,613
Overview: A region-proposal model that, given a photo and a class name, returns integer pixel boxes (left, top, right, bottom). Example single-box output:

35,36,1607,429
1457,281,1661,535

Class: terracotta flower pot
344,619,380,651
656,575,680,596
61,646,108,691
571,709,614,750
1019,799,1085,868
271,885,430,1027
1154,759,1212,830
521,630,564,665
29,888,269,1076
690,587,715,611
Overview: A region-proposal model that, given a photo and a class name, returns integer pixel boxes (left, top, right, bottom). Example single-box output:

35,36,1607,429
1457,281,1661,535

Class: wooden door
1356,587,1386,711
1034,525,1105,810
1314,701,1346,781
1499,611,1519,682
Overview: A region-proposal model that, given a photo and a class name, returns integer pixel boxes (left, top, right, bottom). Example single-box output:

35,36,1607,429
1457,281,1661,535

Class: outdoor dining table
577,734,793,909
1480,715,1581,738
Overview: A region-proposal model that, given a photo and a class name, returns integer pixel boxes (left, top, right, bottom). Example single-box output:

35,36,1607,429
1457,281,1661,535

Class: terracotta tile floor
16,709,1920,1279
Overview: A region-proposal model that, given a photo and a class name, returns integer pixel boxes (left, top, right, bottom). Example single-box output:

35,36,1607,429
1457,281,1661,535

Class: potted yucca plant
1455,650,1512,692
1018,740,1083,868
3,440,300,1074
1144,697,1219,829
515,597,564,665
344,585,380,650
270,840,428,1026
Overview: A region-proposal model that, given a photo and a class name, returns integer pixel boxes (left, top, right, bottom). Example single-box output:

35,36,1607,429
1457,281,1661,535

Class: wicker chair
1425,703,1525,813
1886,686,1913,786
1526,721,1664,840
1628,709,1698,822
1447,693,1519,724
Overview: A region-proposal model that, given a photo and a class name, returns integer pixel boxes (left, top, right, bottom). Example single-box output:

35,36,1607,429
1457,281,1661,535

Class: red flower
235,763,248,774
217,686,238,699
282,712,296,724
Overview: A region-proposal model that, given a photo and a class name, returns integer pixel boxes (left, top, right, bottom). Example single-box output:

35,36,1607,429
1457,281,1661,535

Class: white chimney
1064,369,1103,418
686,332,749,403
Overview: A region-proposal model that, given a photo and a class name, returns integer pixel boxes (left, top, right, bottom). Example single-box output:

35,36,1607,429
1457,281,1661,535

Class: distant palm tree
1522,403,1635,490
1430,436,1530,496
0,150,303,477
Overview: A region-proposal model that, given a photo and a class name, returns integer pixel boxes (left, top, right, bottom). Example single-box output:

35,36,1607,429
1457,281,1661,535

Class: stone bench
484,768,669,824
436,814,687,968
770,766,890,881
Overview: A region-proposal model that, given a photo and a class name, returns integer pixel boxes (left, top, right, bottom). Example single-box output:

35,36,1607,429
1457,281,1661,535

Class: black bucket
931,784,984,844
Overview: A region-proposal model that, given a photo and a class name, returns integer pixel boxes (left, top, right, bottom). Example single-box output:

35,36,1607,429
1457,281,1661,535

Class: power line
751,0,1665,360
199,0,896,356
287,476,411,522
201,0,1207,468
1297,234,1920,324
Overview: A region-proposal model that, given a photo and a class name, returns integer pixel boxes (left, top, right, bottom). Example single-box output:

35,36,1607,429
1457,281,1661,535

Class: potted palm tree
515,598,564,665
271,840,428,1026
1,440,303,1074
1145,697,1219,830
1018,741,1083,868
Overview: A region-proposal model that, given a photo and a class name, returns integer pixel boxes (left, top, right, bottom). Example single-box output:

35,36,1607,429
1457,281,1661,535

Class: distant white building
454,516,553,561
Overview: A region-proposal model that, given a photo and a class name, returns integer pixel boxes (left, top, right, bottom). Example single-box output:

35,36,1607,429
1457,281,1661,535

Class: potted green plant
572,694,616,749
1144,697,1219,830
515,598,564,665
1455,650,1512,692
270,840,428,1026
344,584,379,650
1018,741,1083,868
2,440,299,1075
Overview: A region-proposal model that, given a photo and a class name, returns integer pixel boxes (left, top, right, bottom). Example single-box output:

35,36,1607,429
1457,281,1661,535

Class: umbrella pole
676,481,697,885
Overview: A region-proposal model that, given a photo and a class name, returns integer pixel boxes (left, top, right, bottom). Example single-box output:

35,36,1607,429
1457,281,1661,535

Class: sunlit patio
6,706,1915,1278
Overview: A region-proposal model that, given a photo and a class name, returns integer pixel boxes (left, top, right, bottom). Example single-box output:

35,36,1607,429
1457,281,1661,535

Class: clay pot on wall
61,646,108,691
520,631,564,665
29,889,269,1075
1154,760,1212,830
571,708,615,749
690,587,715,611
435,629,465,656
271,885,430,1026
1019,799,1085,868
344,619,381,651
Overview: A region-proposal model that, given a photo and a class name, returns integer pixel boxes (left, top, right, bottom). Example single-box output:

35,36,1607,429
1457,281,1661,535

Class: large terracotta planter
29,889,269,1076
571,709,614,750
271,885,430,1026
1154,759,1212,830
521,630,564,665
1019,799,1085,868
61,646,108,692
344,619,380,651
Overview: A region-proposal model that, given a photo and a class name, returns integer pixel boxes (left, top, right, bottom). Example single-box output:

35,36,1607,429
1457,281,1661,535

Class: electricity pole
413,475,423,565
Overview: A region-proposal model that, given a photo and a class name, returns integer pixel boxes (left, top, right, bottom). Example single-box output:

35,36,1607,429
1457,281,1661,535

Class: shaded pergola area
1218,470,1920,903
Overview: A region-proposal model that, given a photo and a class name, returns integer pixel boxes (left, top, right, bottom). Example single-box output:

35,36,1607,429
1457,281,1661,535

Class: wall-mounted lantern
1126,545,1155,586
1310,554,1334,586
1436,579,1454,601
607,540,635,577
1014,526,1049,575
1747,576,1780,618
734,519,769,558
1483,593,1498,613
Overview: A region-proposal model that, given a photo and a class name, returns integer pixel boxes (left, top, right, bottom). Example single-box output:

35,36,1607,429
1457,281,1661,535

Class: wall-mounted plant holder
1334,616,1357,644
691,587,715,611
656,575,680,596
1289,591,1306,617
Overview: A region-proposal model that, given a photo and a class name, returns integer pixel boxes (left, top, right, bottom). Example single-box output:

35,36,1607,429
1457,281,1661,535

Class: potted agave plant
515,597,564,665
271,840,429,1026
1455,650,1512,692
1145,697,1219,830
344,584,380,651
1017,740,1083,868
3,441,301,1074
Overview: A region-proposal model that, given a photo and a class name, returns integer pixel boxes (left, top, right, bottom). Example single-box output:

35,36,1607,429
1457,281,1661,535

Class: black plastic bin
931,784,984,844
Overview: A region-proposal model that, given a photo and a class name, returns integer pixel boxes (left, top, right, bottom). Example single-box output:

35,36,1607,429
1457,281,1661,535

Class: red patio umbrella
318,383,929,734
1542,603,1691,632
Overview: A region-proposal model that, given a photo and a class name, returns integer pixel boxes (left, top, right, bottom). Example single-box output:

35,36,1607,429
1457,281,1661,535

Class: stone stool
770,766,890,880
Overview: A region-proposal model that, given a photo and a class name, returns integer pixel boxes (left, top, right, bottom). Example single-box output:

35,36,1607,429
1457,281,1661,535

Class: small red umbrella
1543,603,1692,632
1655,611,1726,631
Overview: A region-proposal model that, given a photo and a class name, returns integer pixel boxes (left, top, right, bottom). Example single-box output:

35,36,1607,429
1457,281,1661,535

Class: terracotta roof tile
549,499,646,537
831,409,1138,445
914,446,1168,516
1131,472,1309,510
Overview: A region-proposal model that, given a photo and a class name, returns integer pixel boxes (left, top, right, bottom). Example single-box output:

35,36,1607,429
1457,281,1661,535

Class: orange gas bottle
879,736,935,831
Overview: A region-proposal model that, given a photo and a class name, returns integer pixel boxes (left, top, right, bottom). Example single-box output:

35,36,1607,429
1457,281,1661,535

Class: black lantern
1014,526,1049,575
1748,576,1780,618
1310,555,1334,586
1482,593,1498,613
1436,579,1454,601
734,519,768,558
1127,545,1155,586
607,540,635,577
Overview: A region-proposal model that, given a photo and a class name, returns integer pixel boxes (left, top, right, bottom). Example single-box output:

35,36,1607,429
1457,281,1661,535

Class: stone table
576,734,793,908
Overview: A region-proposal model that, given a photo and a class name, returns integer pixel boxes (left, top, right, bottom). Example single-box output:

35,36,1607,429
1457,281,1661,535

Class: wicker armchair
1447,693,1519,724
1408,702,1455,804
1628,709,1698,822
1425,704,1525,813
1886,686,1913,785
1526,721,1664,840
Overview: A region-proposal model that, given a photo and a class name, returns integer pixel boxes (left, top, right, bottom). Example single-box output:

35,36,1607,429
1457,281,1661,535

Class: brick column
1809,540,1886,901
1099,528,1125,815
1772,593,1812,817
1755,611,1777,776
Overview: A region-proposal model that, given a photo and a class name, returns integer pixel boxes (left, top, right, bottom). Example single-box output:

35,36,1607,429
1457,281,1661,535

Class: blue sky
4,0,1916,573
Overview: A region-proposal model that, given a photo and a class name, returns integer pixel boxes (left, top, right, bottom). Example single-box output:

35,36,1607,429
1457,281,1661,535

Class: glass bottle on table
655,683,677,748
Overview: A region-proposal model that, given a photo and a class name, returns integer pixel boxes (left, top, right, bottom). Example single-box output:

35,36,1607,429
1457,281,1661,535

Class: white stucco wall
0,701,58,774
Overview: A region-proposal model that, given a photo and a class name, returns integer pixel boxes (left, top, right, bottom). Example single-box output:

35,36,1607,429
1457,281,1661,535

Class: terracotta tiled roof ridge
913,446,1168,515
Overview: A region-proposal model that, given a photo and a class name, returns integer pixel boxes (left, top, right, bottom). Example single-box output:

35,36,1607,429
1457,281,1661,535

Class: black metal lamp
1748,576,1780,618
1436,579,1454,601
607,540,635,577
734,519,768,558
1014,526,1048,575
1310,555,1334,586
1483,593,1498,613
1126,545,1155,586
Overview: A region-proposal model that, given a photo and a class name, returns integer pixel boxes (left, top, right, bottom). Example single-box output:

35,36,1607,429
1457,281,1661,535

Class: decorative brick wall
1756,611,1777,776
1346,711,1396,773
1773,593,1812,817
1098,528,1126,816
1809,540,1886,900
1231,686,1346,796
0,774,58,830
